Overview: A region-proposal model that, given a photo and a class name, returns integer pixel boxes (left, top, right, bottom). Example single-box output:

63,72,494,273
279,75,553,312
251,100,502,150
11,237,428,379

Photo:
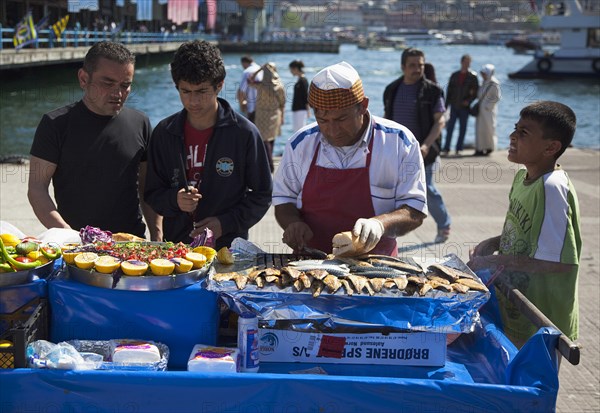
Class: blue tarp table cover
0,319,560,412
0,268,560,412
48,273,219,369
0,278,47,315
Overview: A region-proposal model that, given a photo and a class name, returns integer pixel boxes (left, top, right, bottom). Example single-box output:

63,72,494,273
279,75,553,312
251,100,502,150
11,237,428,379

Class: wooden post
494,278,581,365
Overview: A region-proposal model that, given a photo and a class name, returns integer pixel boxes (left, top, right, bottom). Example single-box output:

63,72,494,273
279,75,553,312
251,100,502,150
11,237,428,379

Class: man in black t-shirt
28,42,161,239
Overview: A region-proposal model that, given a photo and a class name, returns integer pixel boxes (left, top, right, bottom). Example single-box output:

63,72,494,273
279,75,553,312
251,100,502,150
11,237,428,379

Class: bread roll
112,233,146,242
332,231,368,257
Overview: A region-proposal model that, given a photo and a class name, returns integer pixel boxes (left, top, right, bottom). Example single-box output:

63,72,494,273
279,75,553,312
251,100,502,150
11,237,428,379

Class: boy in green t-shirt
468,101,581,348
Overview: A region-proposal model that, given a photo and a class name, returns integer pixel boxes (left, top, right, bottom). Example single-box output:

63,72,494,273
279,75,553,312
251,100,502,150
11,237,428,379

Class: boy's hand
177,187,201,212
470,236,500,258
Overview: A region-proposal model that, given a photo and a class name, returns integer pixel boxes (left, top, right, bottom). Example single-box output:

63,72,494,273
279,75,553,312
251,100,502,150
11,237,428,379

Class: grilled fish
427,263,475,281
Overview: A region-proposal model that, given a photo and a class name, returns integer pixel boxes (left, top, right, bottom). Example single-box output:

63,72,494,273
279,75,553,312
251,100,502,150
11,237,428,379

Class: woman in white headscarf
474,64,501,156
249,62,286,172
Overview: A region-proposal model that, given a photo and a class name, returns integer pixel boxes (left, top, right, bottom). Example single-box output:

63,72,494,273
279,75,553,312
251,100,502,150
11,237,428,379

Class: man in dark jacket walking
384,48,451,243
145,40,272,248
442,54,479,155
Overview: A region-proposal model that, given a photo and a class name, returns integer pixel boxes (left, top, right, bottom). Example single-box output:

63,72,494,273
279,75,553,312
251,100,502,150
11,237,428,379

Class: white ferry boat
509,0,600,79
384,29,446,45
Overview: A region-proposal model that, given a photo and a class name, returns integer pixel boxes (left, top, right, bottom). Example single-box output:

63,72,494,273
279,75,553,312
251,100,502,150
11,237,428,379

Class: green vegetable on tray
0,238,41,270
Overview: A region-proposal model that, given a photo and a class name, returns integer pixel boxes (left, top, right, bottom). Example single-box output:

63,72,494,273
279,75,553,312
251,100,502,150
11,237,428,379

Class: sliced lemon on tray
171,257,193,274
149,258,175,276
94,255,121,274
185,252,207,269
62,250,79,264
74,252,99,270
192,246,217,262
121,260,149,276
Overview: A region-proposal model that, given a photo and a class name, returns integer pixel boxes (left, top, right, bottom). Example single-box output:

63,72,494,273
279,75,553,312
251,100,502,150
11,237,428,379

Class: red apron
300,132,397,256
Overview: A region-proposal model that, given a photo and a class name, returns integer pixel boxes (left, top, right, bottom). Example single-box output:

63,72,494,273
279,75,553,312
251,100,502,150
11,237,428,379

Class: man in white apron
273,62,428,256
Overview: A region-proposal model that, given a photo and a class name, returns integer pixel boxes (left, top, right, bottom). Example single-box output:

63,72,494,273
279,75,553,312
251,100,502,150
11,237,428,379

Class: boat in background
509,0,600,79
357,33,406,51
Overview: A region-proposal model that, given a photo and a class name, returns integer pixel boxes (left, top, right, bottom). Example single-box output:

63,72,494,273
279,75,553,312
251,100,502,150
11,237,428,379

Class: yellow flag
52,15,69,40
13,12,37,49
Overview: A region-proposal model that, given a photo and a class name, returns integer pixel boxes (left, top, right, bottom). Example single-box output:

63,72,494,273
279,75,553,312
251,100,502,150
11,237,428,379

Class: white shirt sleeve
534,171,570,262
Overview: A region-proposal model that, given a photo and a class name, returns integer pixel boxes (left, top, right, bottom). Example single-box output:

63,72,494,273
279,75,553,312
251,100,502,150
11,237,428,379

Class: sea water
1,43,598,157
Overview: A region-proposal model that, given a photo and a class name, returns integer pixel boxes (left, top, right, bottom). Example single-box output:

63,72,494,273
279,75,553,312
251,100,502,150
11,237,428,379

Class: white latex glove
352,218,384,253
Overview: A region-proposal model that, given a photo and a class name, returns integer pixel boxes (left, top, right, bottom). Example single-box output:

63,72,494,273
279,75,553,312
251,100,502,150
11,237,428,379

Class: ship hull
509,56,600,79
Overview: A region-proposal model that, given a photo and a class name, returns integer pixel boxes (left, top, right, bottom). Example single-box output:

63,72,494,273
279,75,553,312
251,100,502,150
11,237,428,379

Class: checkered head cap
308,61,365,110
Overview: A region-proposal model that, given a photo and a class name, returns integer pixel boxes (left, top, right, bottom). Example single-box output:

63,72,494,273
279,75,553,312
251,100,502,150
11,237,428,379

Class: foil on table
208,252,490,334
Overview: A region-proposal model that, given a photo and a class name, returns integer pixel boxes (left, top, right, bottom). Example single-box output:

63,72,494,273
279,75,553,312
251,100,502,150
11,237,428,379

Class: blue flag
13,12,37,50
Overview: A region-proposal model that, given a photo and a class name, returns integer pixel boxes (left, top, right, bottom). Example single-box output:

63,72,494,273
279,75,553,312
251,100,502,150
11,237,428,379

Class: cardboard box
258,329,446,366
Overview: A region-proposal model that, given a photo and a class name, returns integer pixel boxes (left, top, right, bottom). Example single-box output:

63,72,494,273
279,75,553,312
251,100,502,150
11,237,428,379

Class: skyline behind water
1,43,599,157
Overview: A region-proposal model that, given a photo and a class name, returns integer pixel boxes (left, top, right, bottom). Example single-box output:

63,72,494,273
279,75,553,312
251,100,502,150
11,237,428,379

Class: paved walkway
1,148,598,412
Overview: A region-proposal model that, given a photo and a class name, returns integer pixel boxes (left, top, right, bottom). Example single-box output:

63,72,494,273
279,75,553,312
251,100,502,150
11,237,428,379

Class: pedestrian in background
474,63,501,156
249,62,286,173
289,59,310,132
237,55,262,123
384,48,451,243
442,54,479,156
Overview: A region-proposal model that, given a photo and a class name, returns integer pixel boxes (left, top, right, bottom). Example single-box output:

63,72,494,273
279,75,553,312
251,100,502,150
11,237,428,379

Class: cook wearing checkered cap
272,61,428,258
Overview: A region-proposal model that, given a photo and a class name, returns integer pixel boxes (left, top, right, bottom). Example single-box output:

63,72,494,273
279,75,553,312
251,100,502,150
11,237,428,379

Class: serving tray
0,260,55,288
66,263,213,291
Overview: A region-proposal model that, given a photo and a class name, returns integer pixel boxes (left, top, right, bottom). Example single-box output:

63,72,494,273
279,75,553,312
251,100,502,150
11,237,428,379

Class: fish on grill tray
211,256,487,297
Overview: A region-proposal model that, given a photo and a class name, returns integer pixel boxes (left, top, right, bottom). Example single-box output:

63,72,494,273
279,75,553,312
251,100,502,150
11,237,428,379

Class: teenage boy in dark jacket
145,40,272,248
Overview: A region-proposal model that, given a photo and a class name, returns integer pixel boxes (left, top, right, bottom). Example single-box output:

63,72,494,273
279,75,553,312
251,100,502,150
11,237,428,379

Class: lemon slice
184,252,207,269
121,260,148,276
216,247,234,265
74,252,99,270
0,234,20,247
62,250,80,265
149,258,175,276
94,255,121,274
192,246,217,262
171,257,194,274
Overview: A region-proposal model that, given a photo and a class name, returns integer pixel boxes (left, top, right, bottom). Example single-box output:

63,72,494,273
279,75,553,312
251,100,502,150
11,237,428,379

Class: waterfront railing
0,26,216,50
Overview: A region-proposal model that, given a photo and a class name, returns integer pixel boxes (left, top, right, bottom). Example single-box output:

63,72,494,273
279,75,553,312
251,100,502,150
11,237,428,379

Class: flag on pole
168,0,198,25
206,0,216,31
52,15,70,40
13,12,37,50
136,0,153,21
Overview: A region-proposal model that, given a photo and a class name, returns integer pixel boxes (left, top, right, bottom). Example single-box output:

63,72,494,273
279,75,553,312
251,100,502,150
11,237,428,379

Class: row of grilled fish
211,256,488,298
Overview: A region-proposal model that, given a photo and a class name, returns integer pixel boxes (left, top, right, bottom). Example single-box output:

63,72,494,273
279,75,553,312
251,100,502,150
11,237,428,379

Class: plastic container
187,344,239,372
237,312,259,372
0,298,48,368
